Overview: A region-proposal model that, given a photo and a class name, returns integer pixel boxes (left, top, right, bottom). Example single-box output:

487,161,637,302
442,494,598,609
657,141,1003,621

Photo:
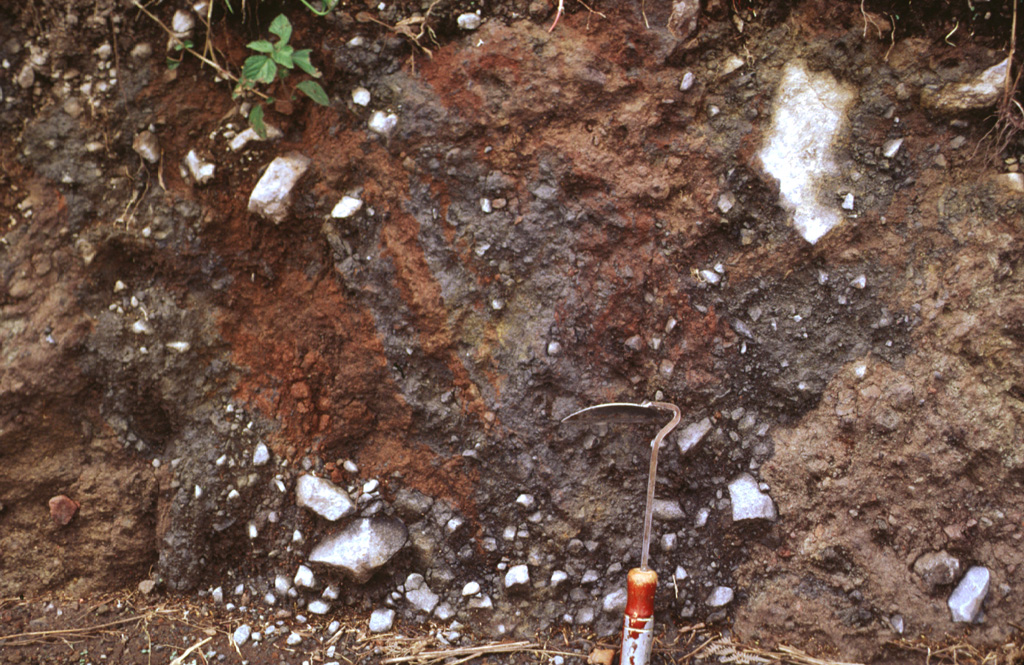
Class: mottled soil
2,0,1024,663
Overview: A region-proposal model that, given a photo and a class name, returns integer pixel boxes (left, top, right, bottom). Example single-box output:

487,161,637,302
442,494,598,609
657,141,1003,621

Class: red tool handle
621,568,657,665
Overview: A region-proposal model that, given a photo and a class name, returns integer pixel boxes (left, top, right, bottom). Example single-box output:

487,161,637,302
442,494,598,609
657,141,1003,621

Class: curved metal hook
560,401,681,569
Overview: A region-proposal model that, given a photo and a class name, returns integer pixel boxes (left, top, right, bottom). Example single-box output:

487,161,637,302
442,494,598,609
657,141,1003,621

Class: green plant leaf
298,0,339,16
292,49,321,77
268,14,292,44
246,39,275,53
297,80,330,106
249,104,267,139
272,43,295,68
166,58,181,70
243,54,277,84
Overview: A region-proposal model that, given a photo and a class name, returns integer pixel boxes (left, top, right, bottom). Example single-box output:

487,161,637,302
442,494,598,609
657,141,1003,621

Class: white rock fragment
352,87,371,106
457,13,482,30
307,599,331,615
194,485,203,499
851,274,867,289
253,442,270,466
602,588,628,614
295,565,315,588
997,173,1024,193
308,517,408,583
504,564,530,588
923,58,1010,113
882,138,903,159
699,269,721,285
368,111,398,136
247,522,259,539
467,594,493,609
842,193,855,210
759,60,856,244
343,460,359,474
462,581,481,596
369,608,395,632
167,341,191,353
185,149,216,185
717,191,736,214
331,196,363,219
550,570,569,586
274,574,291,596
405,573,440,613
171,9,196,36
130,43,153,60
721,55,745,77
678,418,712,455
707,586,734,607
132,131,161,164
674,566,689,581
227,488,240,500
229,124,283,151
652,498,685,521
286,632,302,646
948,566,990,623
728,473,777,521
546,341,562,356
132,320,153,335
113,280,127,293
247,154,311,224
295,474,356,521
232,624,252,646
679,71,695,91
322,585,340,600
516,494,535,509
212,586,224,604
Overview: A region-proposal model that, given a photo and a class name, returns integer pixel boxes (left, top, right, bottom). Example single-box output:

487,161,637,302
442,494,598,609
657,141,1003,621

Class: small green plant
235,14,329,138
165,39,194,70
299,0,340,17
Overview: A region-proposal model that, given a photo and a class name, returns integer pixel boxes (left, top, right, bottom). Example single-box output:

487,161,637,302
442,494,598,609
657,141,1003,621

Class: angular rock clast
728,474,776,521
247,154,311,224
308,517,408,583
48,495,80,526
295,474,356,521
948,566,990,623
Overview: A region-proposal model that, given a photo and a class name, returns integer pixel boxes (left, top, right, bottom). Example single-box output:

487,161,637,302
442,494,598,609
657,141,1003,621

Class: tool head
560,401,675,426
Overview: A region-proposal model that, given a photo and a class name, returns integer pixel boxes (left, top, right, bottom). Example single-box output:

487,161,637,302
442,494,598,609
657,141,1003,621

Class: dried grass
4,592,1024,665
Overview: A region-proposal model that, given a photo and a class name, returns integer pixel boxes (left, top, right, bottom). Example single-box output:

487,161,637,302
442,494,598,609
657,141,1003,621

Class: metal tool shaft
639,401,680,569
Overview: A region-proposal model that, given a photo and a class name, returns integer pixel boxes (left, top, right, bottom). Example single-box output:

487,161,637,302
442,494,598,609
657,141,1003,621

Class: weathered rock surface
914,550,961,591
922,57,1010,113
